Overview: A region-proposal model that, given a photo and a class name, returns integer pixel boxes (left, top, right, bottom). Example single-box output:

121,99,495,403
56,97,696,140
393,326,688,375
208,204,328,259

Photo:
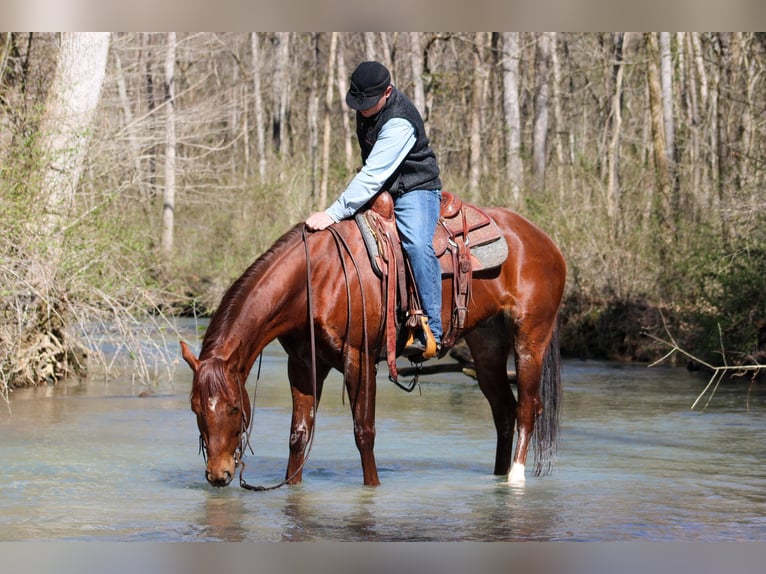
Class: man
305,60,442,358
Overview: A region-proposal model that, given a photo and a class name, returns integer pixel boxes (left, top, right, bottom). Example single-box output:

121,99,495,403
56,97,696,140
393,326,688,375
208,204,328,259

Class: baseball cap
345,61,391,111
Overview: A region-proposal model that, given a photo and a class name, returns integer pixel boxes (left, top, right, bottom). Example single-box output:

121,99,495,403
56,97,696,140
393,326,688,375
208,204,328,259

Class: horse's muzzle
206,468,234,487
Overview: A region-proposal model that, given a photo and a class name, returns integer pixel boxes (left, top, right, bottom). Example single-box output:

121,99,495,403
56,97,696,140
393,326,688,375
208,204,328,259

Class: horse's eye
230,405,240,416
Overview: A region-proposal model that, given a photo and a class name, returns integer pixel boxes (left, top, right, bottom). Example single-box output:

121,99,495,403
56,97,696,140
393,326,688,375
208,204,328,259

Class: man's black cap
346,61,391,111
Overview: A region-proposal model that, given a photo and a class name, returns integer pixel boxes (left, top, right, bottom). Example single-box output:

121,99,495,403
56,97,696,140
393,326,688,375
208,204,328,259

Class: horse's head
180,341,250,487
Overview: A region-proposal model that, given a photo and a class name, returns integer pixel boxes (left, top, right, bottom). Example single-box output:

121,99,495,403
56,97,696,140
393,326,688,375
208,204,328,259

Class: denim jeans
393,188,443,343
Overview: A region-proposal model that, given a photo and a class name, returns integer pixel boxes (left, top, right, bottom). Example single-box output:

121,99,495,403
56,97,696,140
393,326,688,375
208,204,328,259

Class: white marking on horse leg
290,422,308,448
508,462,526,485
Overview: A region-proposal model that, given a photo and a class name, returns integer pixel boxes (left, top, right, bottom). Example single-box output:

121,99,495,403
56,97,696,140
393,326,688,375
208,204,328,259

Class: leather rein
235,224,369,491
235,226,320,491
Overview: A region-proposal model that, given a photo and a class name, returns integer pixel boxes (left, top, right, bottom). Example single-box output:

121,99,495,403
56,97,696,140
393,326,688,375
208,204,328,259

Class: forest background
0,32,764,394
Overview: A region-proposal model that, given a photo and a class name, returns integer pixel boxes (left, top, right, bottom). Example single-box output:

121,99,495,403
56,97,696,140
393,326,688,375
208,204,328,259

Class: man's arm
306,118,415,231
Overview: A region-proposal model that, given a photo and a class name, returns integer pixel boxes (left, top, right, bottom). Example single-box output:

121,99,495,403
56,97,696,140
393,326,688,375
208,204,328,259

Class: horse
180,203,566,488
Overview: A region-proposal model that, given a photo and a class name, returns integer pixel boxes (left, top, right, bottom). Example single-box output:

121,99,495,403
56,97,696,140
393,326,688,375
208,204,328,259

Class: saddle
355,191,508,382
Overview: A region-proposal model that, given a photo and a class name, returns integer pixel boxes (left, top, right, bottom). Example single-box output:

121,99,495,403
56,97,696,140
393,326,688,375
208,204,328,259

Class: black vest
356,87,441,195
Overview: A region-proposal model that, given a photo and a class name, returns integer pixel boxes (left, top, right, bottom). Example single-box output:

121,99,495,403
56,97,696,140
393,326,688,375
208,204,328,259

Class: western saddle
355,191,508,383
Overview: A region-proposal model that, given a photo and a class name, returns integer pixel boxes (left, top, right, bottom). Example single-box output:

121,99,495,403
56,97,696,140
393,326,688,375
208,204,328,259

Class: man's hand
305,211,335,231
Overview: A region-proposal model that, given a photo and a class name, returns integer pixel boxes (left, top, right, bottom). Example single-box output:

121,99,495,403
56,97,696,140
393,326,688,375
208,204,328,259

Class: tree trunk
468,33,487,201
308,33,319,203
714,33,733,243
379,33,394,74
39,33,110,242
409,32,426,118
319,32,338,209
532,32,552,193
550,32,567,202
501,32,523,204
659,32,675,163
250,32,267,182
335,35,354,173
161,32,176,258
606,33,625,232
25,32,109,386
364,32,376,60
142,33,158,199
645,32,674,253
113,47,145,195
741,33,756,193
273,32,291,159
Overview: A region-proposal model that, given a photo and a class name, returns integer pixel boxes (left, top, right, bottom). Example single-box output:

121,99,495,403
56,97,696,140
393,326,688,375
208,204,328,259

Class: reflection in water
0,338,764,541
280,486,381,541
200,495,249,541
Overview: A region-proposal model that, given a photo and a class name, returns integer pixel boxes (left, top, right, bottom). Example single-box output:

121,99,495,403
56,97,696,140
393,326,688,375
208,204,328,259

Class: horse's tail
533,320,562,476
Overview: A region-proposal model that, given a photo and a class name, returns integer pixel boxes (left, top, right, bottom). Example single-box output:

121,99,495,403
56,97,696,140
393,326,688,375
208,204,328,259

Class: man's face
359,85,392,118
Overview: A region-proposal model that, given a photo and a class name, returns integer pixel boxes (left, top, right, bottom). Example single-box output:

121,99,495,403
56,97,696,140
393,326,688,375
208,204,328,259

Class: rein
236,226,319,491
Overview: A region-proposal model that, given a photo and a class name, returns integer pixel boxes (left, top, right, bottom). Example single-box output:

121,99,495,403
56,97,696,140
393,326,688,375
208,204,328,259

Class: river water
1,328,764,543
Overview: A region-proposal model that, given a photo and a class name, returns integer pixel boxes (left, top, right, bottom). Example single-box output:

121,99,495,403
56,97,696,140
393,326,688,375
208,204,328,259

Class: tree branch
643,314,764,411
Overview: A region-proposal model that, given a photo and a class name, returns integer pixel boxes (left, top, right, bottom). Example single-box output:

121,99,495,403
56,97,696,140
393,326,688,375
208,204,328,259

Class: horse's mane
200,223,305,357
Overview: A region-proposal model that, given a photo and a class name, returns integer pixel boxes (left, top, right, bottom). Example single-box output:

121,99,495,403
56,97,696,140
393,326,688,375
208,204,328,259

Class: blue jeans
393,189,443,343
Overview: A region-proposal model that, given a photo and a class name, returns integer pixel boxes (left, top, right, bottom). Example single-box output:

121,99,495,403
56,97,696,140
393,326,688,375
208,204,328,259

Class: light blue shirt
325,117,416,222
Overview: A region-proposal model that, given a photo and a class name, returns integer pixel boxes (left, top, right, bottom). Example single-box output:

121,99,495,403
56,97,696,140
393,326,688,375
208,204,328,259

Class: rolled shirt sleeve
325,118,416,222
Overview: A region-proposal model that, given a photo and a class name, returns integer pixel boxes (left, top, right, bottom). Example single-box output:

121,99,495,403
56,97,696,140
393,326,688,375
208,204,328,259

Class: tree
501,32,523,204
38,33,110,246
645,32,674,247
606,32,625,231
468,32,489,200
272,32,291,159
161,32,176,258
409,32,426,117
532,32,552,194
250,32,267,182
319,32,338,209
4,33,110,388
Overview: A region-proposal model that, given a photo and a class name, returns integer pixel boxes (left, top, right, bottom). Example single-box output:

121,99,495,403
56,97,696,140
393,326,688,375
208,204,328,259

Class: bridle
235,226,319,491
198,224,370,491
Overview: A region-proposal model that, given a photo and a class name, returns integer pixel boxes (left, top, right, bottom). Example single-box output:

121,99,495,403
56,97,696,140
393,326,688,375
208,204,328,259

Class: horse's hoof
508,462,526,485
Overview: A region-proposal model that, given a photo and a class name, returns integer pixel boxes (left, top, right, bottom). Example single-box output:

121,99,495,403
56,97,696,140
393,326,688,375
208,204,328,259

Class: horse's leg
465,322,515,476
343,349,380,486
285,354,331,484
508,320,554,485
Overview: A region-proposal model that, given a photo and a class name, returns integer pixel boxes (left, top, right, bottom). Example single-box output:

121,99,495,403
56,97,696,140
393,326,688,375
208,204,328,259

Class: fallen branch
397,361,516,383
643,314,764,411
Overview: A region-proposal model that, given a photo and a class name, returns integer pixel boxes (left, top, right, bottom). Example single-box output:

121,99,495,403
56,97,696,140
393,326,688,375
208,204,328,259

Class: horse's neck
206,237,307,372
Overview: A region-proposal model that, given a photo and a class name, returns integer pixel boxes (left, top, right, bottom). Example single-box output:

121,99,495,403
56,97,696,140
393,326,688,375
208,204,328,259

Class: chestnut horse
180,206,566,488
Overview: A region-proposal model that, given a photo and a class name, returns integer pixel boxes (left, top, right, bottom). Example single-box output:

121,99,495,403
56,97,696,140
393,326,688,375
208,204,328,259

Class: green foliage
681,237,766,365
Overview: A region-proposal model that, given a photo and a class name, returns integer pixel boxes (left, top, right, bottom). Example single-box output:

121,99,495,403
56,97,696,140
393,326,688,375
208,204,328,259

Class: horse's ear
179,341,199,372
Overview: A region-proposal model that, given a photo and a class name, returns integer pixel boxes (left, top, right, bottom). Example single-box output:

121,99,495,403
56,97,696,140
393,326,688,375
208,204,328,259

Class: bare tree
364,32,376,60
409,32,426,117
550,32,567,201
468,33,488,200
273,32,291,158
606,33,625,230
113,44,145,194
319,32,338,209
335,34,354,173
659,33,676,163
161,32,176,257
645,32,675,253
250,32,267,182
38,33,111,243
308,33,319,201
9,32,110,388
532,32,552,193
501,32,523,204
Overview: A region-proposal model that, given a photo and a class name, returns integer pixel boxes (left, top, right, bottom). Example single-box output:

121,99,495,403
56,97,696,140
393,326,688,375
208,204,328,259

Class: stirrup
403,316,439,360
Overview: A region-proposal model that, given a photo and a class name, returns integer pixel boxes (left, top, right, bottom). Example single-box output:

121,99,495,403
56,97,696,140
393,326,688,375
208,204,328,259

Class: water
1,337,764,542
